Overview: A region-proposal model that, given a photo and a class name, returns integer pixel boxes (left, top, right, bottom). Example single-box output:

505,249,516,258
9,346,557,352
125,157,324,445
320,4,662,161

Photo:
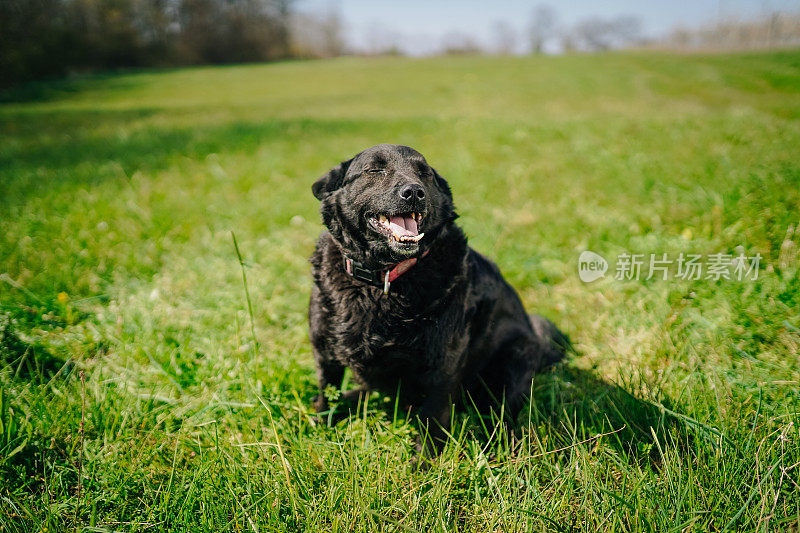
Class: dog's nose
399,184,425,201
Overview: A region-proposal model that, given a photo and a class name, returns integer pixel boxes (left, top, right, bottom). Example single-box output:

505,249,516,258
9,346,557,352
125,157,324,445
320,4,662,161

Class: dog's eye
415,167,432,179
365,168,385,175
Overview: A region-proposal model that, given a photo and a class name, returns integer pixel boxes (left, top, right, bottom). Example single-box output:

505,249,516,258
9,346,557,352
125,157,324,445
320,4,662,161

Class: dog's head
313,144,456,266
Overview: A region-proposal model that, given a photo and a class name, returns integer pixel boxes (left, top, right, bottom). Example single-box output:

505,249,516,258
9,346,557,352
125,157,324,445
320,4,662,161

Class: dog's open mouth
369,213,424,244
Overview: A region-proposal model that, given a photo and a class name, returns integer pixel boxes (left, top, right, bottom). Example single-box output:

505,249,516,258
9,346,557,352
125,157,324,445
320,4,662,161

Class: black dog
309,144,567,456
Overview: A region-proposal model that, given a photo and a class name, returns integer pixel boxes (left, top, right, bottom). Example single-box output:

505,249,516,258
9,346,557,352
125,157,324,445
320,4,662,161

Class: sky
295,0,800,54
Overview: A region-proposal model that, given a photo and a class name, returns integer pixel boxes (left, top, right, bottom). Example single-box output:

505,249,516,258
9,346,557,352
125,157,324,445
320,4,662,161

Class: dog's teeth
379,215,388,225
396,233,424,243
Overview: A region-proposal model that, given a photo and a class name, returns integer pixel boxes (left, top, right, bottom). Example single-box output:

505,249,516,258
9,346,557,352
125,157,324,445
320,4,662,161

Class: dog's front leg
412,385,456,466
411,332,469,466
313,355,345,414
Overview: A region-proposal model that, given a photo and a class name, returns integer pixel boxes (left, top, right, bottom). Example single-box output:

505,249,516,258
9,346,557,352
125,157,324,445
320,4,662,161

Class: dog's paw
312,394,328,412
312,395,335,426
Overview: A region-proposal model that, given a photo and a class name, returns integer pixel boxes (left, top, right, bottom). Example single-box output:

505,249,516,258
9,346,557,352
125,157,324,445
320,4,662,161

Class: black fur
309,144,568,456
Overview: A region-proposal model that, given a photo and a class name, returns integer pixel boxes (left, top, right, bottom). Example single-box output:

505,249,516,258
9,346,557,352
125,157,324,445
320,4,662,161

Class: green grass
1,50,799,531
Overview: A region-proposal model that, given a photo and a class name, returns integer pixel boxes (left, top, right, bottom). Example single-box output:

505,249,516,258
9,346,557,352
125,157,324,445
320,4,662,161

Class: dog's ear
312,158,354,200
432,168,453,200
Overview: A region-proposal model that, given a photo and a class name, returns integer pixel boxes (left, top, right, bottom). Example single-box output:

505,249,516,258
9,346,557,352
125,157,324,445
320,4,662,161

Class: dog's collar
343,251,428,294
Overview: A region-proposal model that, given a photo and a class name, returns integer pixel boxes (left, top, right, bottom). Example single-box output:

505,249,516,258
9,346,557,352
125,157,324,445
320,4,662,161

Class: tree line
658,12,800,52
4,1,796,89
1,0,294,88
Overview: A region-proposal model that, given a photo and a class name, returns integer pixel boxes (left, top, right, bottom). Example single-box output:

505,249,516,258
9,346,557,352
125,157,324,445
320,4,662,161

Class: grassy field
1,50,799,531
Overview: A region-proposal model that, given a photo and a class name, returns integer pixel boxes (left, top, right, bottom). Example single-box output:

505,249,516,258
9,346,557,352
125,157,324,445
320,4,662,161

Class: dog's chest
331,287,432,381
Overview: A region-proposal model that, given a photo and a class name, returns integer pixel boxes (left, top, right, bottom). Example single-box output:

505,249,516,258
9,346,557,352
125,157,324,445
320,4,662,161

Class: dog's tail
529,314,571,369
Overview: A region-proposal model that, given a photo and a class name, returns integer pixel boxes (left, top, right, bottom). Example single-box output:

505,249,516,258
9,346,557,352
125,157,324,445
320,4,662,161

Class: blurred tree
131,0,177,65
491,20,517,55
559,27,576,53
571,15,642,52
290,5,344,58
441,31,482,55
1,0,294,88
528,4,556,54
0,0,72,86
658,12,800,51
68,0,144,68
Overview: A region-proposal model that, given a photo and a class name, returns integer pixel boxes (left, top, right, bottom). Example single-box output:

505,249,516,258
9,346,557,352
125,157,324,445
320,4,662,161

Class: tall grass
1,51,799,531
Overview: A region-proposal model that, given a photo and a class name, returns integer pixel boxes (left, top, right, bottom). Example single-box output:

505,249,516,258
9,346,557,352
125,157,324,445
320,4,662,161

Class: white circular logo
578,251,608,282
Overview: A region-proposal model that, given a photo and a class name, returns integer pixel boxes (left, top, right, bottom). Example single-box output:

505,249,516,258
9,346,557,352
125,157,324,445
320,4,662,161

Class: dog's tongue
389,215,418,237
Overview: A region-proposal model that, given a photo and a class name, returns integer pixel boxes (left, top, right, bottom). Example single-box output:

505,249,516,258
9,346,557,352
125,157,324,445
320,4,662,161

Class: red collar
343,250,428,294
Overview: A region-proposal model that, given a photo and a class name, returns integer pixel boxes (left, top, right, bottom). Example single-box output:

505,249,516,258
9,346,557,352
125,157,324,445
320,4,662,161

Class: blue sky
296,0,800,54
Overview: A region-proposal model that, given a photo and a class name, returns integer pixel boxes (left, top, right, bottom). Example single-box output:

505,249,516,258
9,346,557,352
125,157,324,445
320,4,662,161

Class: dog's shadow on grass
520,364,685,465
321,362,692,468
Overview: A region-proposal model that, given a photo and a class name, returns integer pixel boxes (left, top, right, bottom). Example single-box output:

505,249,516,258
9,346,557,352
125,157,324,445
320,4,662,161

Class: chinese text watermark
578,250,761,283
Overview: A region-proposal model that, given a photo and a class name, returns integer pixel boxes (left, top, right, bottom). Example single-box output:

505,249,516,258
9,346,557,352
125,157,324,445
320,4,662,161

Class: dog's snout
399,183,425,201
